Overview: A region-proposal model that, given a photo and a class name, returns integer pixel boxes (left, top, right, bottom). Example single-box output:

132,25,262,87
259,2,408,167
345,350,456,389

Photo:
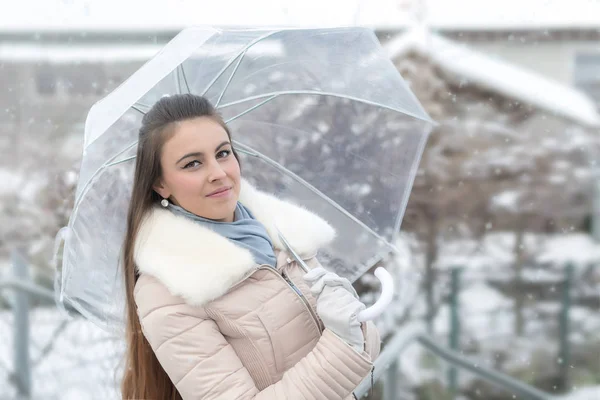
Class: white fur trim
239,180,336,258
134,208,256,306
134,180,336,306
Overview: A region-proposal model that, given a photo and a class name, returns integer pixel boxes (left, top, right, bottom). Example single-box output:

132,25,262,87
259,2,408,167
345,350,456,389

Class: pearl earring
161,199,169,208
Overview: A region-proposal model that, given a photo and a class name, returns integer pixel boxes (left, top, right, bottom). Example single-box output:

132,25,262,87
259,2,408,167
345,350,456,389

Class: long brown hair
121,94,239,400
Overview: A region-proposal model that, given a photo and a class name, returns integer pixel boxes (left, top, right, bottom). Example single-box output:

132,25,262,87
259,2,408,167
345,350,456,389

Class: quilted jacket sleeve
135,278,373,400
362,320,381,360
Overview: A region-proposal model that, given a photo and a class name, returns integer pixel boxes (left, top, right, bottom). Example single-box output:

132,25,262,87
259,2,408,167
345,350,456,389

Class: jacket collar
134,179,336,306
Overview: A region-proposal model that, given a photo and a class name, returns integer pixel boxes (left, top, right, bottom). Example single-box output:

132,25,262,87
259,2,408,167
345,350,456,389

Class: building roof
1,0,599,33
410,0,600,31
384,27,600,127
0,43,163,63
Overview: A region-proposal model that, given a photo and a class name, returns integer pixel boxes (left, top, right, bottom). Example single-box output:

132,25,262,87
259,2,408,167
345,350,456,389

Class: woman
121,94,380,399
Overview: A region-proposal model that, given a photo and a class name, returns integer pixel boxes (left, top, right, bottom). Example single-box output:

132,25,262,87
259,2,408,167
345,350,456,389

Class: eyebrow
176,141,231,164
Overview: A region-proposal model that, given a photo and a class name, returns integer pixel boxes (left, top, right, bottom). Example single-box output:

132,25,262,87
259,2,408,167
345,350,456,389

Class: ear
153,179,170,200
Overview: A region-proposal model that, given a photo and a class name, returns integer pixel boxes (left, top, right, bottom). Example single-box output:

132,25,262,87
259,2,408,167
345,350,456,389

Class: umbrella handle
356,267,394,322
277,227,394,321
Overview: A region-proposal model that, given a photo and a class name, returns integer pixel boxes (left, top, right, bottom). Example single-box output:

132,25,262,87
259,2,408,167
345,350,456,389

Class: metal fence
0,251,578,400
442,263,595,395
0,252,123,400
354,323,555,400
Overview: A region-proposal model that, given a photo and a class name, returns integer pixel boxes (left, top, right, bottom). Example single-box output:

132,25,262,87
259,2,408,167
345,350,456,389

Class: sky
1,0,599,32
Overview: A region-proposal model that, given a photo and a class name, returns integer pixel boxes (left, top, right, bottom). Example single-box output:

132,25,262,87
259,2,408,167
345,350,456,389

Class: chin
213,203,237,221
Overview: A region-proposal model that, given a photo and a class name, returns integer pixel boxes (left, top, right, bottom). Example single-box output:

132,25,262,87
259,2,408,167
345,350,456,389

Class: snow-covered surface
1,0,599,32
434,232,600,272
0,169,23,196
432,281,515,340
0,308,123,400
398,232,600,396
0,39,286,63
459,282,513,314
537,233,600,266
420,0,600,30
2,231,599,398
384,27,600,127
434,232,519,271
0,43,163,63
558,385,600,399
491,190,521,212
521,268,563,283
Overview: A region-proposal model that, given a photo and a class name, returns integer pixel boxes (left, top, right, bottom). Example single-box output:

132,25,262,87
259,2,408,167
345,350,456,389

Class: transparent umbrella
54,26,434,333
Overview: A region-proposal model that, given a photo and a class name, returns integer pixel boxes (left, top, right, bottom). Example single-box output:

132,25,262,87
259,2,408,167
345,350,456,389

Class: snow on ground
432,282,515,347
558,385,600,400
490,190,521,213
433,232,600,273
520,268,563,283
537,234,600,267
0,169,23,197
1,231,599,398
432,231,550,274
393,231,600,395
0,308,122,400
434,233,515,271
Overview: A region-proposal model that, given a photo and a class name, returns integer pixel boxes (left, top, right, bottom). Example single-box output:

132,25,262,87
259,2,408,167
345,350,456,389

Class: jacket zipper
228,265,323,334
280,269,324,333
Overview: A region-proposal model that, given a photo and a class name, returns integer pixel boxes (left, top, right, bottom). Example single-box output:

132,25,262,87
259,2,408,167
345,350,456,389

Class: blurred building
381,0,600,234
0,32,164,263
441,29,600,113
381,0,600,111
1,1,598,155
0,34,162,166
384,27,599,234
1,0,599,259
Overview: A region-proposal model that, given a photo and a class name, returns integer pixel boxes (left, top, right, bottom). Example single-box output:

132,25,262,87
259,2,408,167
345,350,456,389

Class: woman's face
153,117,241,222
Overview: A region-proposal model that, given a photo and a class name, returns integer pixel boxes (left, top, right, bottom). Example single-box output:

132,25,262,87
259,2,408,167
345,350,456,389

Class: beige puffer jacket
133,181,381,400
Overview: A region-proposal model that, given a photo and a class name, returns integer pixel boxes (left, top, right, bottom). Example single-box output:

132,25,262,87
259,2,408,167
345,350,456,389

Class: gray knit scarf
168,202,277,268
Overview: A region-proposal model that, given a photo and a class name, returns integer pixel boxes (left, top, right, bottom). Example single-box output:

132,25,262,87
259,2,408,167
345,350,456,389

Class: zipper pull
370,365,375,396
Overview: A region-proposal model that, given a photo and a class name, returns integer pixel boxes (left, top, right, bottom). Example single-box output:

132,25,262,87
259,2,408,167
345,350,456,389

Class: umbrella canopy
57,26,433,331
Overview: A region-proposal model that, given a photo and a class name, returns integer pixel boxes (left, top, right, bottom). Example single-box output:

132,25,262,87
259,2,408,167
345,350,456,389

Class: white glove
304,267,366,353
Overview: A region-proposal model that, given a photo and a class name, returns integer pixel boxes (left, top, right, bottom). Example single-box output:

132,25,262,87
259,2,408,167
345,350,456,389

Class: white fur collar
134,180,336,306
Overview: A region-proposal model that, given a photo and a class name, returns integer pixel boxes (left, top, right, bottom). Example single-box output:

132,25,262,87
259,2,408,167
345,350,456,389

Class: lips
206,186,232,197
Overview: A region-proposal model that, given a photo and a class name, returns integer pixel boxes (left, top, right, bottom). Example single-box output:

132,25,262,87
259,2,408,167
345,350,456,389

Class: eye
217,149,231,159
183,160,201,169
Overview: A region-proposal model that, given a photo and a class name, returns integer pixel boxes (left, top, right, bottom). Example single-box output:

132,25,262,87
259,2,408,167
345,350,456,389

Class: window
36,65,56,96
35,64,108,97
574,53,600,111
64,64,105,96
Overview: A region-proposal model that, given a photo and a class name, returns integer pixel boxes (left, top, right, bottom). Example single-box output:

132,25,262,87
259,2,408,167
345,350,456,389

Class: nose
207,159,227,182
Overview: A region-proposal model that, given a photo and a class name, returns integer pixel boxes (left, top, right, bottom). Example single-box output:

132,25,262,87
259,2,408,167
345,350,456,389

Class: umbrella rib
391,125,431,242
72,140,139,211
98,119,412,247
224,95,279,124
176,65,191,94
217,91,434,124
232,141,393,247
131,104,148,115
73,89,270,210
222,97,416,180
105,156,136,168
215,50,246,107
73,142,395,271
201,52,242,97
201,30,280,97
174,66,182,94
